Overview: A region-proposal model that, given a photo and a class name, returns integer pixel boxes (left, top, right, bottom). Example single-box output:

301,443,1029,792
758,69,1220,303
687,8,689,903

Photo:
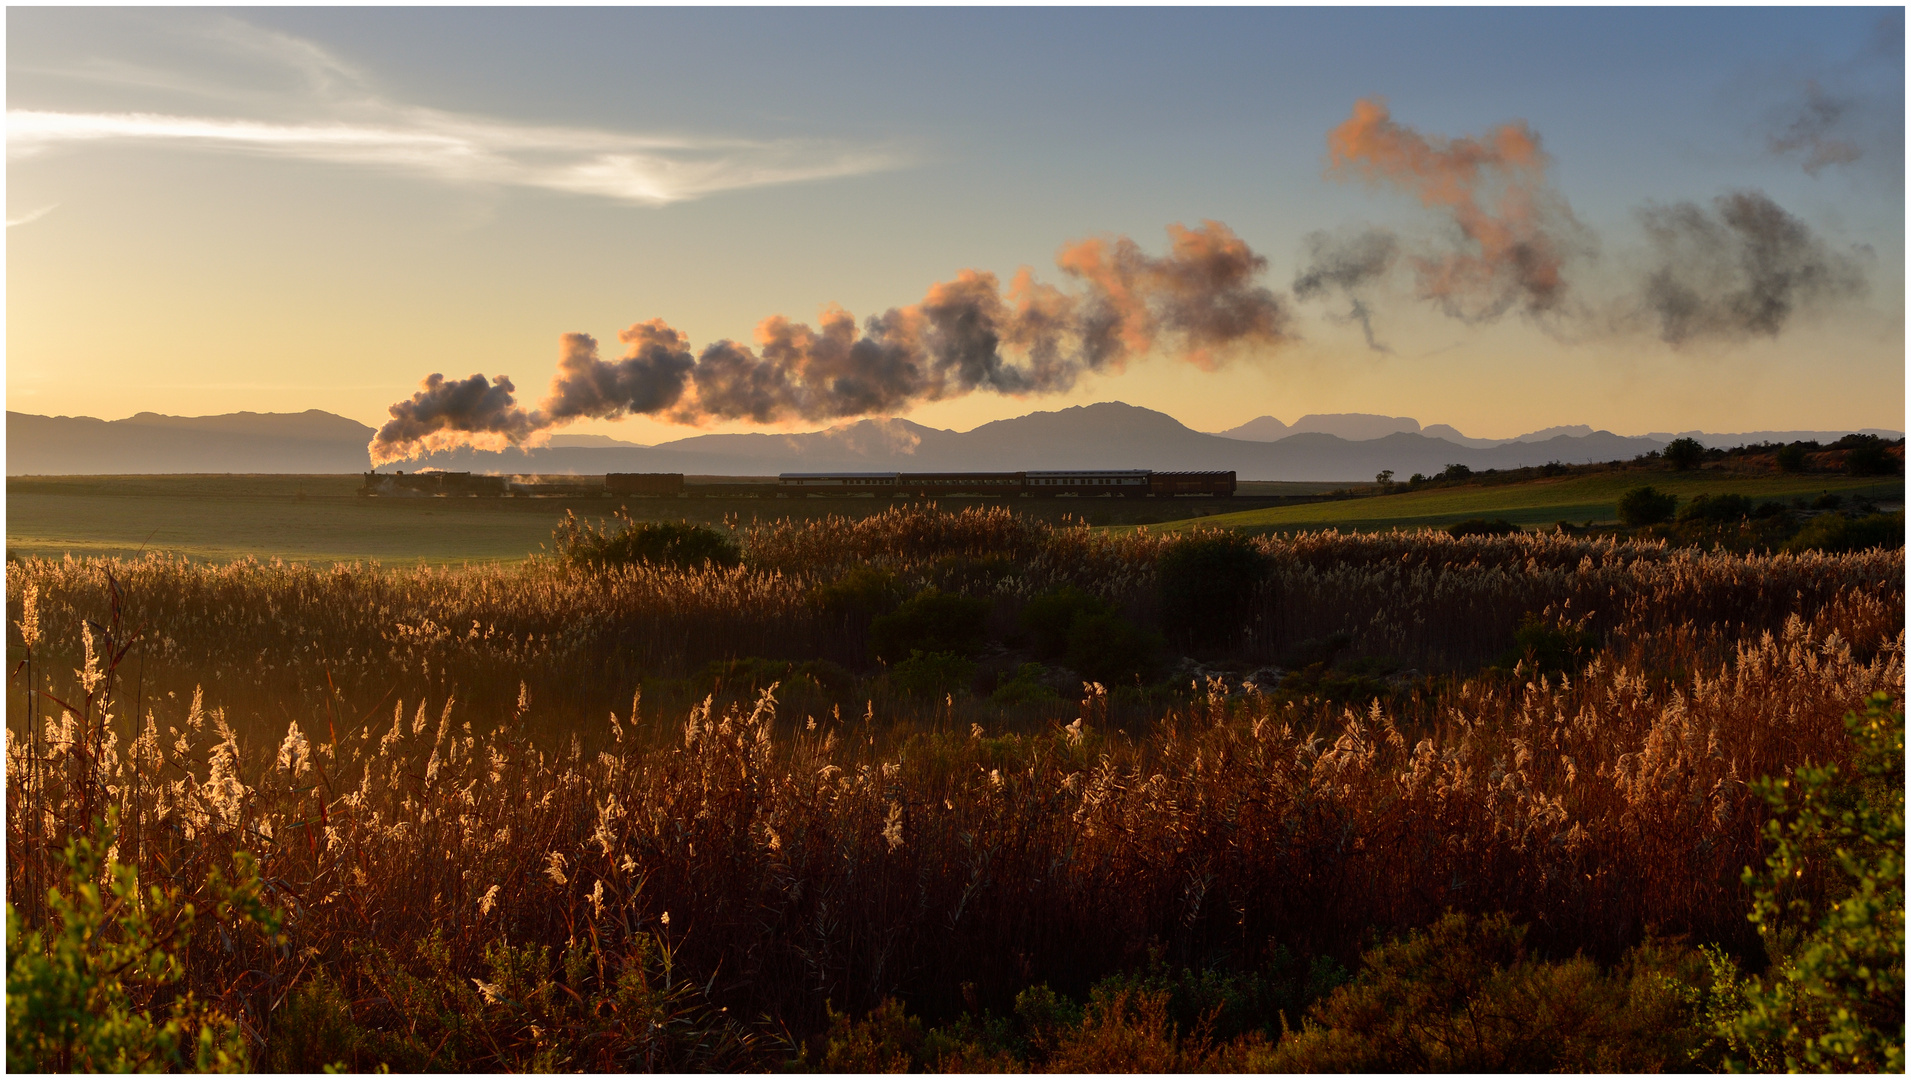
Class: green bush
1157,532,1270,650
1676,492,1754,523
1782,512,1906,555
1726,693,1904,1072
1065,610,1165,686
1441,463,1473,481
1776,442,1811,472
1447,518,1518,538
1020,587,1112,660
869,589,992,661
991,663,1062,706
1616,485,1677,527
1663,436,1707,470
1836,434,1898,477
890,650,979,699
1495,612,1600,677
552,510,742,570
6,810,280,1072
1264,912,1718,1072
811,565,903,615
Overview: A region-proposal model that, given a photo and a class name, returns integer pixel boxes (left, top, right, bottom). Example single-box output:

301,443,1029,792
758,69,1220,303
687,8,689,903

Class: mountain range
6,405,1901,481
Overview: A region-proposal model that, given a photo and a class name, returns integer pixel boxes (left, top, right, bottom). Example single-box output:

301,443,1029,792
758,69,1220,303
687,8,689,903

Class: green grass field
1143,469,1905,535
6,475,1338,565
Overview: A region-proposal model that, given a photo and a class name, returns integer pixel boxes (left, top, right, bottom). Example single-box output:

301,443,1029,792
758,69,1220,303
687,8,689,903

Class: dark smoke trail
370,374,535,466
1325,98,1585,322
369,221,1292,462
1293,227,1399,352
540,321,695,424
1768,81,1864,176
1636,190,1867,346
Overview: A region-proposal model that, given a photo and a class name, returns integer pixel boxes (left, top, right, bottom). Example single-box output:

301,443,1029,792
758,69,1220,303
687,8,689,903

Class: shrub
1264,912,1716,1072
1020,587,1113,659
1495,612,1600,677
1065,610,1165,686
1157,532,1270,650
1447,518,1518,538
868,588,991,661
1726,693,1904,1073
991,663,1062,706
1663,437,1707,471
6,810,278,1072
1783,512,1906,555
812,566,904,615
890,650,979,699
552,510,742,570
1441,463,1473,481
1776,443,1811,472
1676,493,1753,523
1835,434,1898,477
1616,485,1677,527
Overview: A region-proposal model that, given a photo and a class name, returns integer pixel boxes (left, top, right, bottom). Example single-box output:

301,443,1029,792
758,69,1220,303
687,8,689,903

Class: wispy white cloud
9,107,902,206
9,19,905,206
6,204,60,228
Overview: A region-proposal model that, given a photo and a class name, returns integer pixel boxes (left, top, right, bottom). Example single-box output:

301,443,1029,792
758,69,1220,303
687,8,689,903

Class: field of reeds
6,506,1903,1071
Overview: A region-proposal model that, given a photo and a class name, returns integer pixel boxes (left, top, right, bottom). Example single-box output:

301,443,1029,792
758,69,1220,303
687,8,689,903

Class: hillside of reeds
6,507,1903,1070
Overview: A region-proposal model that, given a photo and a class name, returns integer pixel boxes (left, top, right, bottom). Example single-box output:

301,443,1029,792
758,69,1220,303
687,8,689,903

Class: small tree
1616,486,1677,527
1440,463,1472,482
1375,470,1394,486
1662,437,1706,471
7,810,281,1072
1775,443,1810,473
1727,694,1903,1073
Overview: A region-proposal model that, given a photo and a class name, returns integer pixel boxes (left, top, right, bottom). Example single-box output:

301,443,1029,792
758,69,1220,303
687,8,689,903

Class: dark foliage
1447,518,1519,538
1157,532,1271,650
1617,486,1678,527
869,588,992,661
1663,437,1707,471
553,512,742,570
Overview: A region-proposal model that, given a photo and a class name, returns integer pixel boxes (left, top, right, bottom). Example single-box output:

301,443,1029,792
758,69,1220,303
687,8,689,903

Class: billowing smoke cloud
1326,98,1583,322
370,221,1291,462
541,321,695,423
370,373,536,465
1635,190,1867,346
1768,81,1864,175
1293,227,1399,352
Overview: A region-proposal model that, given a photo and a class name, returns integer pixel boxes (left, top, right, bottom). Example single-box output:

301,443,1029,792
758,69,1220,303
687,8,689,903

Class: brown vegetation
5,507,1902,1069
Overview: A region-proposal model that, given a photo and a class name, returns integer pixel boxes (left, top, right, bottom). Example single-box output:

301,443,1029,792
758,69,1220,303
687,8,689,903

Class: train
360,469,1234,498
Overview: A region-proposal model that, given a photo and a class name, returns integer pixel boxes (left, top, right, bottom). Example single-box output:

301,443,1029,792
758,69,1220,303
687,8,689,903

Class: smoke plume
1293,227,1399,352
1635,190,1867,346
1768,81,1864,175
1326,98,1583,322
370,374,536,465
370,220,1291,462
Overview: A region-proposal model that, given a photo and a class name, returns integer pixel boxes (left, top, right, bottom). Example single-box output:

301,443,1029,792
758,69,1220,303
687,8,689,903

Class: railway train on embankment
360,469,1235,498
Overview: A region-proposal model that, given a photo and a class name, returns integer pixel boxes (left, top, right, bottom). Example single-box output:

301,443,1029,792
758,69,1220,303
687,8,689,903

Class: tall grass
4,507,1902,1067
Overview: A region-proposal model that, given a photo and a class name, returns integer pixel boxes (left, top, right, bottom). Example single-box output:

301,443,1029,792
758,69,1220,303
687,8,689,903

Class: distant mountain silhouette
8,404,1899,480
1221,413,1421,442
7,410,376,474
393,402,1675,480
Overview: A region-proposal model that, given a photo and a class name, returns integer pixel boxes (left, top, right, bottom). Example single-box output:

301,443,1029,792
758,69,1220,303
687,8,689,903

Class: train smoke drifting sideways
369,221,1289,464
1326,98,1583,322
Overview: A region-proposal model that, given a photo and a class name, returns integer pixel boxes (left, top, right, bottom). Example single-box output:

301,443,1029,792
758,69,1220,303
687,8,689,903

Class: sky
7,7,1905,455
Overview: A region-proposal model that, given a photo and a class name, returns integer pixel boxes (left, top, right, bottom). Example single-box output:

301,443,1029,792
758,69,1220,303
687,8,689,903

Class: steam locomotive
363,469,1234,498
